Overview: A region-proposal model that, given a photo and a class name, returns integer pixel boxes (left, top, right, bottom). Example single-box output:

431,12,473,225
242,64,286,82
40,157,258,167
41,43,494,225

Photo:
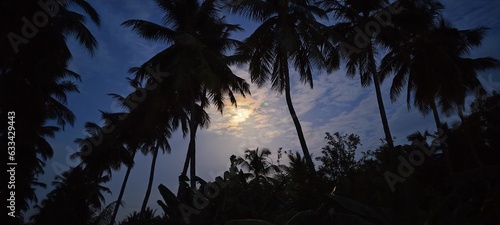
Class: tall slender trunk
109,152,136,225
181,145,191,177
283,59,316,174
368,49,394,151
183,101,199,190
430,101,453,175
457,105,482,167
140,145,159,214
178,146,192,197
188,111,198,190
431,101,442,129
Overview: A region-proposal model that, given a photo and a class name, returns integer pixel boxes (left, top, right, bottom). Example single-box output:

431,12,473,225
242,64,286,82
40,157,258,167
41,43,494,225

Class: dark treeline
1,0,499,225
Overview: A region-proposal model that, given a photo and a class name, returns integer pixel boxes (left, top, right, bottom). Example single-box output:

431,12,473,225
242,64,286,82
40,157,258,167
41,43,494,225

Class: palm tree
322,0,397,151
380,1,499,129
31,167,111,225
380,0,499,173
73,112,137,225
109,151,135,225
119,208,165,225
139,145,159,214
74,121,134,178
11,125,59,214
122,0,250,190
278,151,325,209
235,148,280,182
111,81,174,216
0,0,99,217
74,84,177,224
231,0,338,173
139,142,169,215
86,86,178,218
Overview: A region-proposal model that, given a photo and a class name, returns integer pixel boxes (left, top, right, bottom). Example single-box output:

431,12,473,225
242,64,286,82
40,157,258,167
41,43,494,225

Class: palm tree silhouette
74,83,180,224
382,16,500,129
139,142,169,215
74,120,134,179
231,0,337,174
30,167,110,225
380,0,499,173
0,0,99,217
235,148,280,182
122,0,250,190
118,207,165,225
73,112,136,225
323,0,397,150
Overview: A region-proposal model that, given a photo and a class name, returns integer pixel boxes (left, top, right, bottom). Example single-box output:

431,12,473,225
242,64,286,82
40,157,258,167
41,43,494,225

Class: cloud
34,1,500,222
207,66,282,138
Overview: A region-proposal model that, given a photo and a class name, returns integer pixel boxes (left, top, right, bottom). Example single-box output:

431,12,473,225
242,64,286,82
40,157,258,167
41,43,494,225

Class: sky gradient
29,0,500,220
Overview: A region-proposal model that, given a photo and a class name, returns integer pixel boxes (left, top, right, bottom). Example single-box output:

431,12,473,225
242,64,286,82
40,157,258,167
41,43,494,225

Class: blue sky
30,0,500,221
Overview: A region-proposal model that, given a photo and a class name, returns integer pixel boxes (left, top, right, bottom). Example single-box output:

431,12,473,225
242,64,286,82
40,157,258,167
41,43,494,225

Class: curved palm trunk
140,145,159,215
373,77,395,150
109,151,135,225
283,62,316,174
368,50,395,151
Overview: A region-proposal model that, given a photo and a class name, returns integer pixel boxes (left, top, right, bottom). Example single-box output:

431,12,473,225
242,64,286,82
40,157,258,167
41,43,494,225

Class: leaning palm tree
74,120,135,179
136,144,158,214
110,79,175,216
231,0,338,173
76,83,180,225
73,111,137,225
122,0,250,190
109,151,135,225
107,84,177,218
322,0,396,151
139,139,171,215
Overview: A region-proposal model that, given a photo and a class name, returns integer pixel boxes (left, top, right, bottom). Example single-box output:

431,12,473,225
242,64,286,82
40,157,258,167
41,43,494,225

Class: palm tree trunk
368,50,394,151
373,76,395,150
283,59,316,174
457,105,482,167
431,101,442,129
178,145,192,197
430,101,454,175
181,145,191,177
183,101,199,190
109,151,135,225
140,145,159,215
188,114,198,190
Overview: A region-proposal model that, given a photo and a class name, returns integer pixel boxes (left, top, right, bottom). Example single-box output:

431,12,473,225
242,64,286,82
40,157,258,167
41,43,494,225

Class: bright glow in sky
28,0,500,221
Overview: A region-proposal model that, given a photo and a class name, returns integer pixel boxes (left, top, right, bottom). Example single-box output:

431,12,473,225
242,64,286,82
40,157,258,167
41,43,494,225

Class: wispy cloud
36,0,500,221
